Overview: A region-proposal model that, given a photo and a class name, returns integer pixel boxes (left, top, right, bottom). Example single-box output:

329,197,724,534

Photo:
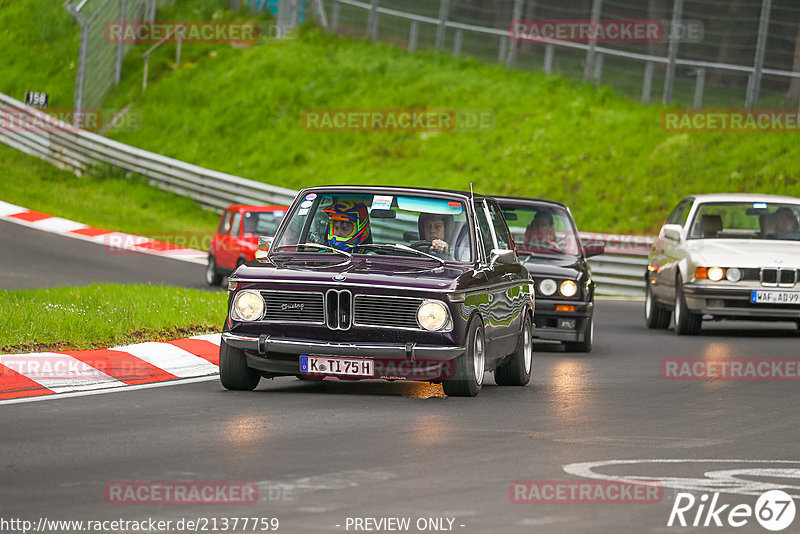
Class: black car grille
760,268,797,287
260,291,325,324
353,295,422,330
325,289,352,330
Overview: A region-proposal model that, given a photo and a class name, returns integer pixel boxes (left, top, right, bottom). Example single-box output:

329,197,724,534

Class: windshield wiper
273,243,352,259
359,244,445,266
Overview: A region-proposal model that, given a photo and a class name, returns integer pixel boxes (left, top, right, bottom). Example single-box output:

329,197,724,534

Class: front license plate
299,356,374,377
750,290,800,304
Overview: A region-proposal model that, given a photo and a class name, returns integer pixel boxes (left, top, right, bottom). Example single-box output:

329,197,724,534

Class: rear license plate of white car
751,290,800,304
299,356,374,376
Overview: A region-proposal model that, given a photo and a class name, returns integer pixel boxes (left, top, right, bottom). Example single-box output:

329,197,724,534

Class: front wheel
442,317,485,397
205,255,223,286
219,339,260,390
564,315,593,352
645,281,671,329
674,277,701,335
495,314,532,386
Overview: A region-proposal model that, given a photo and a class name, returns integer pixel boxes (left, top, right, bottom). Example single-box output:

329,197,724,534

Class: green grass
0,144,220,245
0,284,226,353
106,26,800,234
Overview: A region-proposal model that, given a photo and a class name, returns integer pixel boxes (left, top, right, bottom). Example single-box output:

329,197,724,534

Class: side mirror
662,224,682,242
256,235,274,258
490,248,517,267
582,239,605,258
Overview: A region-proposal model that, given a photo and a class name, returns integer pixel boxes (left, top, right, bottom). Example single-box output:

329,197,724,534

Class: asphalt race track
3,222,800,533
0,219,210,290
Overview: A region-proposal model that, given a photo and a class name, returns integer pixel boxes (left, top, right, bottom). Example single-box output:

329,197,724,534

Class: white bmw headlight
539,278,557,296
233,290,264,321
559,280,578,297
726,267,742,282
417,300,449,331
708,267,724,282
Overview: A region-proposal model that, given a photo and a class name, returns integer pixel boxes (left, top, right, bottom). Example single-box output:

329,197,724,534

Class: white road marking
113,342,219,378
0,352,124,392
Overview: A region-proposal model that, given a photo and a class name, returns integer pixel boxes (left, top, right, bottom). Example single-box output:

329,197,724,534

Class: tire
645,281,671,329
442,317,485,397
674,276,702,335
219,339,260,390
564,314,593,352
495,314,533,386
205,255,223,286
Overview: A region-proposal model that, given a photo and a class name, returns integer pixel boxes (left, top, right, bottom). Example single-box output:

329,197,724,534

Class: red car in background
206,205,287,286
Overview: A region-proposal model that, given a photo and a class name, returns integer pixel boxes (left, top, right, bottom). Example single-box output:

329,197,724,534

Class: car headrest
700,214,723,236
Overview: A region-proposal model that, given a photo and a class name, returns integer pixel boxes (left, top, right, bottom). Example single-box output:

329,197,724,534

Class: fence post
313,0,329,30
593,52,604,84
435,0,449,50
583,0,602,81
453,29,463,56
331,0,339,33
367,0,379,41
114,0,127,86
642,61,654,103
408,21,418,52
693,68,705,109
746,0,772,109
507,0,523,69
74,19,89,124
498,36,508,63
663,0,684,104
544,44,554,74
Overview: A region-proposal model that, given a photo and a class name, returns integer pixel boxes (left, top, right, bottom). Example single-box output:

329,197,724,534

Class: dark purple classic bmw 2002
220,185,535,396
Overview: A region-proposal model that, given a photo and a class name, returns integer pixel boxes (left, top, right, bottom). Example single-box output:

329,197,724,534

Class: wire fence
318,0,800,109
64,0,176,118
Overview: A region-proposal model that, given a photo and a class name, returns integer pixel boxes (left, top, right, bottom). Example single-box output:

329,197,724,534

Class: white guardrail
0,91,654,296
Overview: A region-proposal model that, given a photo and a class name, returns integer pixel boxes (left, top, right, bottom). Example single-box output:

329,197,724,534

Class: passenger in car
418,213,453,257
760,212,777,237
774,207,800,237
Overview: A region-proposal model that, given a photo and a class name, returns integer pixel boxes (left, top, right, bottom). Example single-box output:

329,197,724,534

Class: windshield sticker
300,200,313,209
304,193,317,201
371,195,393,211
753,202,767,209
297,208,309,216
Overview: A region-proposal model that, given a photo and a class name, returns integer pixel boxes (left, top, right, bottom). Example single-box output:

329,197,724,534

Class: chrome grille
260,291,324,323
353,295,423,330
325,289,352,330
760,268,797,288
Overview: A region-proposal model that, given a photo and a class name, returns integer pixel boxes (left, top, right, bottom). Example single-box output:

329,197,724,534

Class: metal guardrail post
692,67,705,109
453,30,463,56
507,0,523,69
583,0,602,81
498,37,508,63
408,21,418,52
435,0,449,50
746,0,772,109
663,0,684,104
544,44,554,74
367,0,379,41
593,52,604,84
641,61,654,103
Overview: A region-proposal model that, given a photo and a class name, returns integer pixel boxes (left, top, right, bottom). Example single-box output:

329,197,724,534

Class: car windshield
688,202,800,240
502,204,580,256
272,192,472,262
242,210,285,237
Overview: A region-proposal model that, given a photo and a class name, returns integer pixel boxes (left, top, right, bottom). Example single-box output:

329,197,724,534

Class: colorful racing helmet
323,200,371,251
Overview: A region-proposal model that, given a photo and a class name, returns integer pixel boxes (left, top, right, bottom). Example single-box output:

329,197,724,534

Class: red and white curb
0,334,221,403
0,200,207,264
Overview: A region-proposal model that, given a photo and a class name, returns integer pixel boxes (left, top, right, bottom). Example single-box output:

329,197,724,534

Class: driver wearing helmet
323,200,371,252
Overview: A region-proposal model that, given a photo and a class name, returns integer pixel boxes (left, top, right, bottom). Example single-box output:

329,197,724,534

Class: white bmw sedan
645,193,800,335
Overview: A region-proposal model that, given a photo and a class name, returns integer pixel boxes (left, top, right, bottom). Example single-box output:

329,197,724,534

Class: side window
678,201,693,226
666,199,691,226
488,201,512,250
474,201,495,262
217,211,233,234
229,212,242,237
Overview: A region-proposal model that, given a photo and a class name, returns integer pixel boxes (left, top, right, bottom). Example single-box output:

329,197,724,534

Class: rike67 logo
668,490,796,531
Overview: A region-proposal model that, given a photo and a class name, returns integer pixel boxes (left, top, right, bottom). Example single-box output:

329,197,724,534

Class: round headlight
233,290,264,321
539,278,557,296
707,267,725,282
559,280,578,297
726,267,742,282
417,300,449,331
